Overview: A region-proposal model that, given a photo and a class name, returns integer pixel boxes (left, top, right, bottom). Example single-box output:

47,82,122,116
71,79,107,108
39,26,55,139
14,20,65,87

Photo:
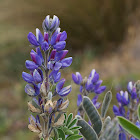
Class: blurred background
1,0,140,139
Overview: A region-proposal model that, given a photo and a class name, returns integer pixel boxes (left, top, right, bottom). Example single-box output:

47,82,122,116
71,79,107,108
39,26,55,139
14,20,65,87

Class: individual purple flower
26,47,44,71
28,28,44,47
72,72,83,85
22,69,43,84
51,28,67,51
47,49,72,71
127,81,137,99
113,105,125,117
56,79,72,97
116,91,129,106
49,70,61,83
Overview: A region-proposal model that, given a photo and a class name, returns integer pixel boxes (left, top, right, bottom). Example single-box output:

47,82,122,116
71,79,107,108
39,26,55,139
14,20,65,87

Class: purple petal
94,86,106,94
36,28,44,44
54,62,62,71
36,47,44,61
80,85,83,93
30,52,42,66
131,88,137,99
60,50,68,60
58,85,71,97
119,133,127,140
55,51,63,61
25,60,38,71
61,57,72,68
54,72,61,83
116,93,122,103
113,105,120,116
44,32,49,42
25,84,36,96
59,31,67,41
27,32,39,46
41,41,49,51
92,73,99,83
34,83,41,96
50,15,59,30
56,78,65,93
94,80,103,91
127,81,133,93
77,94,82,106
33,69,42,83
53,41,66,51
22,72,34,83
49,49,57,61
72,72,82,85
45,15,50,28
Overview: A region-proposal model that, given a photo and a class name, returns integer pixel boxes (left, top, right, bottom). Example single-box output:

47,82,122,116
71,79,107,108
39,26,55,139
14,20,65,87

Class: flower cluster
113,81,140,140
22,15,72,139
72,69,106,117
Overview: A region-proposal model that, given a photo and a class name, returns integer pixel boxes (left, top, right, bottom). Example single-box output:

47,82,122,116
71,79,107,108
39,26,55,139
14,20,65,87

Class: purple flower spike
33,69,42,83
22,72,34,83
61,57,72,68
27,32,40,47
72,72,82,85
36,28,44,44
25,60,38,71
58,85,72,97
77,94,82,106
53,41,66,51
56,78,65,93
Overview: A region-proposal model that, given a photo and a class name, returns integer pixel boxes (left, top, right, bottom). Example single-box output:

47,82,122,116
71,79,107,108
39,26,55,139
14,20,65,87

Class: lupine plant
113,80,140,140
22,15,140,140
22,15,82,140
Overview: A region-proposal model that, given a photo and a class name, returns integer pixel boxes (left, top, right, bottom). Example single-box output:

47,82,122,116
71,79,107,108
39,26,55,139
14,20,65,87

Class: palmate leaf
55,113,83,140
117,116,140,139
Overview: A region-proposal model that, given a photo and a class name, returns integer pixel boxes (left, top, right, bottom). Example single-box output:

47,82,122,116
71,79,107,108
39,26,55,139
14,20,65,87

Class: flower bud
44,100,54,113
